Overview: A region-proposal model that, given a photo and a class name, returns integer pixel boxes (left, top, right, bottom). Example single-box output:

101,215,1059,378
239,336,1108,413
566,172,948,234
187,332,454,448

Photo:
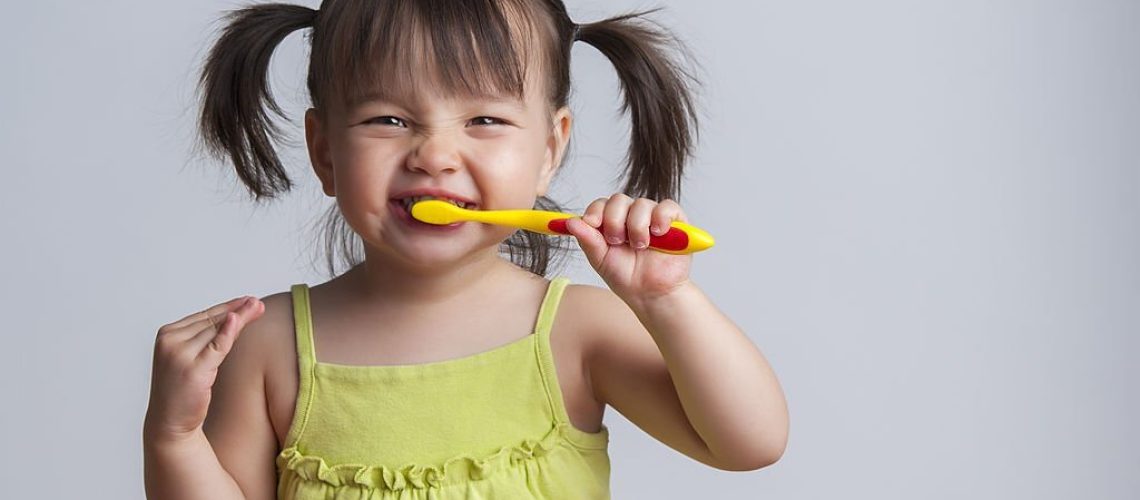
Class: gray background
1,0,1137,498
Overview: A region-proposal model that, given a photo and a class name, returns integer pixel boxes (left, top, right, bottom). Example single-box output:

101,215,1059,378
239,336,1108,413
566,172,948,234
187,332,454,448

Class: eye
469,116,506,126
365,116,407,127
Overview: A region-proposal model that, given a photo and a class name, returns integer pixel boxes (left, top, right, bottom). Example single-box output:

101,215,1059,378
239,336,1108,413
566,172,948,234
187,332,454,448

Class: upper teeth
402,196,470,209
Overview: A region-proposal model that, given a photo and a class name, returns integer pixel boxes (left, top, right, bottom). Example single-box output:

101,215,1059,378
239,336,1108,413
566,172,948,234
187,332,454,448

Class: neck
342,244,519,307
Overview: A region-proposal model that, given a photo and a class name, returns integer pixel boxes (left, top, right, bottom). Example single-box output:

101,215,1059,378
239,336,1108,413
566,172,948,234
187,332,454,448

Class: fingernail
635,241,647,249
608,236,622,244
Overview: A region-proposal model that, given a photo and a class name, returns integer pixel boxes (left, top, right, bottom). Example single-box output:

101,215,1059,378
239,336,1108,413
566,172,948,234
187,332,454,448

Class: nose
406,132,462,176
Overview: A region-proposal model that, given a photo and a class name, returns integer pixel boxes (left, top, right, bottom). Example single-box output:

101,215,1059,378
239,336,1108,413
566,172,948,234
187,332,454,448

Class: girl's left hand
564,193,693,308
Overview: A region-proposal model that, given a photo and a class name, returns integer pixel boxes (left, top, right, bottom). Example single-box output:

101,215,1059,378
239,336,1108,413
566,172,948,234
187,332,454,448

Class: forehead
326,0,553,113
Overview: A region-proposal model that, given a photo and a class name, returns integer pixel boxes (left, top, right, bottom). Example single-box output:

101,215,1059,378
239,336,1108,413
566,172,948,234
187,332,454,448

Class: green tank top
275,276,611,499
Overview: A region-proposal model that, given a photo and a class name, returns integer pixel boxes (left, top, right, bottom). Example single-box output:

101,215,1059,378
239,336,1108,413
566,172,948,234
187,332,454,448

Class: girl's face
304,72,571,267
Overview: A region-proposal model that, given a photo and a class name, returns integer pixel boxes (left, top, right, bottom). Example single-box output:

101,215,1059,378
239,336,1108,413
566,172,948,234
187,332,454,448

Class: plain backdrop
1,0,1137,498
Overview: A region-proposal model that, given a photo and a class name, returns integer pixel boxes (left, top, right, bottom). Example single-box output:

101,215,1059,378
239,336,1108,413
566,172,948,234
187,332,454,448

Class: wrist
143,416,203,451
628,279,701,319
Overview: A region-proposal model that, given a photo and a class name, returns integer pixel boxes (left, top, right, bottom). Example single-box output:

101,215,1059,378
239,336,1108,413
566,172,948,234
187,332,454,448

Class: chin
393,234,499,265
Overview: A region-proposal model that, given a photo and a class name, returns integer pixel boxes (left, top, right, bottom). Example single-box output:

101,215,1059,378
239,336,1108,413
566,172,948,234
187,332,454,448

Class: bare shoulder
562,282,629,311
556,283,617,352
202,289,296,499
204,288,300,449
241,290,302,449
224,290,296,378
555,283,643,400
559,283,644,369
556,283,738,469
544,282,616,433
243,290,297,356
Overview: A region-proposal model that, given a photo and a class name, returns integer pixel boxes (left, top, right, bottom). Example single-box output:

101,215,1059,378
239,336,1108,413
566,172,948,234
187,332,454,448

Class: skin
144,39,788,500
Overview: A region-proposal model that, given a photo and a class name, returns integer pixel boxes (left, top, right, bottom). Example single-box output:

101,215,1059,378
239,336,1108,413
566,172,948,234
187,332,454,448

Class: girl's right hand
144,295,265,443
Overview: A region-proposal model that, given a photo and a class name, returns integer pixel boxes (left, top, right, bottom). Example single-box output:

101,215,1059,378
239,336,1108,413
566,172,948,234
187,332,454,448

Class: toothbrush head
409,199,468,225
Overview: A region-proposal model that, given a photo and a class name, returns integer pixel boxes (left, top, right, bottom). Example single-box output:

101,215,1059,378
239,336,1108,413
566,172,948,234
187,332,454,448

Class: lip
389,187,478,208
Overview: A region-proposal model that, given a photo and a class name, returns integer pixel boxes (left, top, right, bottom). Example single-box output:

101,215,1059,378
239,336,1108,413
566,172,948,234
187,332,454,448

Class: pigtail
575,10,700,202
196,3,317,201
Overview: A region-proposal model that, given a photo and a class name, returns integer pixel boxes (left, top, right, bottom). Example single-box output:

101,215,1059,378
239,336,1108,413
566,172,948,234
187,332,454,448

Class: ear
305,108,336,197
537,106,572,198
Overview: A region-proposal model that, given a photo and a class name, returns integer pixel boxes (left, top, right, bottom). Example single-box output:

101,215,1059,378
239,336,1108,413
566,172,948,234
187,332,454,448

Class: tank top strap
284,283,317,448
534,276,570,339
534,276,572,426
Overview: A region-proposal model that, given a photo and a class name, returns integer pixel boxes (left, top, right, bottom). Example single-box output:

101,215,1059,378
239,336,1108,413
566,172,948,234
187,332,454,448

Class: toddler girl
144,1,788,498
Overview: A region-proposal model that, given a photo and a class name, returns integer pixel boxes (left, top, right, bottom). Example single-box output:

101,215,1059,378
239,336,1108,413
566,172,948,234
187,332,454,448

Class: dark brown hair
196,0,700,278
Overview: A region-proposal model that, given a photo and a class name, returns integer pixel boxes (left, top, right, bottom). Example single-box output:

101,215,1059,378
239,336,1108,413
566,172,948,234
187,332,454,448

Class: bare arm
564,194,789,471
583,283,789,471
143,429,248,500
143,295,275,499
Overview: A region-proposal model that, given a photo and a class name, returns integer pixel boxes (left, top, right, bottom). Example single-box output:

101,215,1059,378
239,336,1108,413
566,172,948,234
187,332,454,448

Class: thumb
565,217,609,267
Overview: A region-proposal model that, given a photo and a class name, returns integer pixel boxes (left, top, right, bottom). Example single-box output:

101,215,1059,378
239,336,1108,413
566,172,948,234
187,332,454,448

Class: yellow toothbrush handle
481,209,715,255
410,201,715,255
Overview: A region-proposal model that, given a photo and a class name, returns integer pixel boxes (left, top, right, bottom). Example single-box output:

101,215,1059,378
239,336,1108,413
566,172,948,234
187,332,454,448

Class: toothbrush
410,199,715,255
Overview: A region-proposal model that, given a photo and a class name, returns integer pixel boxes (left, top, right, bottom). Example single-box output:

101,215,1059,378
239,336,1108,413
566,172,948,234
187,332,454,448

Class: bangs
316,0,547,110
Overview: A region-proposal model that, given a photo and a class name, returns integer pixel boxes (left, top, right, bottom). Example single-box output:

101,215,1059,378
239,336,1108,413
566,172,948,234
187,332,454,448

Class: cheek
469,132,548,175
470,146,542,197
331,144,401,207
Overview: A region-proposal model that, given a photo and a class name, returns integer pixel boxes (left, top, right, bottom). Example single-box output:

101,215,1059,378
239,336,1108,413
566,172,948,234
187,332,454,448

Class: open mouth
393,195,476,212
389,197,471,229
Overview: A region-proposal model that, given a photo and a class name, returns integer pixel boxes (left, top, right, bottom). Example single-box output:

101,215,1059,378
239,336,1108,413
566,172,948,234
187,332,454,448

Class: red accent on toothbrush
547,218,690,251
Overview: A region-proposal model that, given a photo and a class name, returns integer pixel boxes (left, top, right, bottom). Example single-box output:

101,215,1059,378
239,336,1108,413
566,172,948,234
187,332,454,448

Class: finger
164,296,253,332
652,199,687,235
185,312,228,351
602,193,634,245
627,198,657,250
170,295,261,344
195,298,264,364
566,216,609,267
582,197,607,228
186,297,256,351
160,308,230,343
185,299,251,351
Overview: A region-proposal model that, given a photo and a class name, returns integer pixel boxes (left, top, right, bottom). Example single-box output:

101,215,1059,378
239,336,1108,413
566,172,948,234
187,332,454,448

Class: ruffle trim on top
276,422,579,491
